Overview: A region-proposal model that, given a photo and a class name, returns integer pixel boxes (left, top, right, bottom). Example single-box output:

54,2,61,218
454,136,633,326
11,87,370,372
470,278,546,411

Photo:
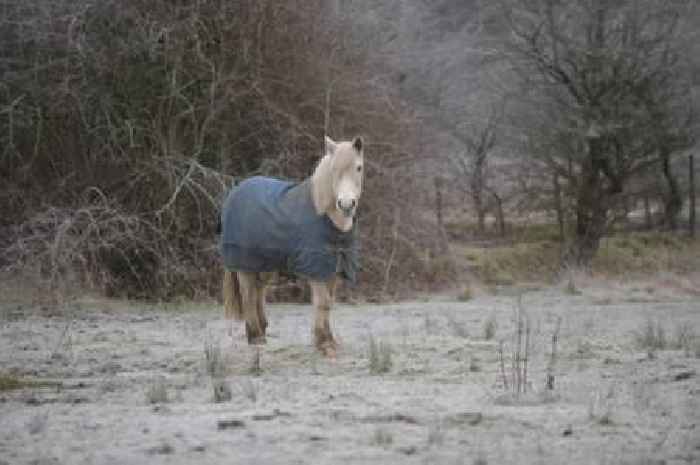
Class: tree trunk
553,173,565,243
470,152,488,236
434,176,448,252
661,150,682,231
690,154,696,238
571,197,608,267
566,137,609,267
490,191,506,237
472,190,486,236
643,194,653,230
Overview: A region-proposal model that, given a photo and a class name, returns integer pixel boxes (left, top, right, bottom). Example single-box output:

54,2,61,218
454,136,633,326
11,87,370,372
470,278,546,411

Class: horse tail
223,270,244,320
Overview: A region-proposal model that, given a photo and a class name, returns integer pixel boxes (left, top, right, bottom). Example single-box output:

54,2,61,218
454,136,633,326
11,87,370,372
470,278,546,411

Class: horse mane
311,152,335,215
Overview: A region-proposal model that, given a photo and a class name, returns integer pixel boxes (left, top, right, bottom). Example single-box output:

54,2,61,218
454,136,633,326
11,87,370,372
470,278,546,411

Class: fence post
434,176,448,252
690,154,696,238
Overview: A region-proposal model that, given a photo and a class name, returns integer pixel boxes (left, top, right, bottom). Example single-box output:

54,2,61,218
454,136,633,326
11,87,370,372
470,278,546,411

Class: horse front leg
310,276,338,357
238,271,266,345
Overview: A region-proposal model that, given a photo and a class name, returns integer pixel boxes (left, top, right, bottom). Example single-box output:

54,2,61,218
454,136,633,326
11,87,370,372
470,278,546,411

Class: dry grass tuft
426,424,444,446
368,335,393,374
27,413,48,435
447,314,469,338
0,373,24,391
497,297,532,396
453,231,699,291
593,233,700,277
473,451,489,465
634,318,667,353
204,338,225,378
588,386,616,426
239,378,258,403
469,356,481,372
250,346,262,376
456,242,560,285
458,285,473,301
564,274,581,295
203,336,232,402
145,377,169,404
371,428,394,447
212,378,232,403
483,315,497,340
672,323,697,353
0,373,60,391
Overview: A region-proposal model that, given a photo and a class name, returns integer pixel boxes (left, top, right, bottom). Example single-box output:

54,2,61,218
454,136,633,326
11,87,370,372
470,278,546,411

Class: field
1,280,699,465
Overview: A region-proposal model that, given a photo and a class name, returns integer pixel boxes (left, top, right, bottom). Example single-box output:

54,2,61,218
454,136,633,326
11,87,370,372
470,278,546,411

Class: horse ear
325,136,337,156
352,136,364,153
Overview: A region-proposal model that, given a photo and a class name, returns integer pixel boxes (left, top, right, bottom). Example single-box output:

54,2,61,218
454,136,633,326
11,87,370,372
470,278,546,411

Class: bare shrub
0,0,447,302
495,300,563,402
3,200,185,300
499,298,532,396
368,335,393,375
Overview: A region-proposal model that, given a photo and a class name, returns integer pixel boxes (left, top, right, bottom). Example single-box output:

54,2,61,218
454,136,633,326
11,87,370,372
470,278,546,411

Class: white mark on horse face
331,139,363,218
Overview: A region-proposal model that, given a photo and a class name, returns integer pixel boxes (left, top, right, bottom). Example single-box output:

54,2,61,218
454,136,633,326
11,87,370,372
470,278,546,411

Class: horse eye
356,165,362,173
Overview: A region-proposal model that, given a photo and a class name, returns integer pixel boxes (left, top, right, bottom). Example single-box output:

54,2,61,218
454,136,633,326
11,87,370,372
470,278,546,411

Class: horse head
323,135,364,230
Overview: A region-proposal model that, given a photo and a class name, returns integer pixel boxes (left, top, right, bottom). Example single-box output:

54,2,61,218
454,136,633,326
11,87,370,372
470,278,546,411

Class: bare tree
502,0,697,266
450,108,501,235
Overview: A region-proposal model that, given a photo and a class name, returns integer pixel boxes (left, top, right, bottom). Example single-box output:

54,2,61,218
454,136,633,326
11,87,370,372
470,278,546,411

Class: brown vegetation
1,1,698,303
0,0,447,302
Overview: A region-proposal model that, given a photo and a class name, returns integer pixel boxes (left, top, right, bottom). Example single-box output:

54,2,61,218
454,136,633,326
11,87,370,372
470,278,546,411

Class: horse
219,136,364,357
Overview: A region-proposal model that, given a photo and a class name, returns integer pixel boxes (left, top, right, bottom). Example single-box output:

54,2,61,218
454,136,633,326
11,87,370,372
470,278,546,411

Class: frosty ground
1,283,698,465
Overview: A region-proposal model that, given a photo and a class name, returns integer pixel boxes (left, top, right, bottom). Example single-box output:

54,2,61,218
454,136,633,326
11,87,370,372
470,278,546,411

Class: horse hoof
322,347,337,359
248,336,267,346
318,342,337,359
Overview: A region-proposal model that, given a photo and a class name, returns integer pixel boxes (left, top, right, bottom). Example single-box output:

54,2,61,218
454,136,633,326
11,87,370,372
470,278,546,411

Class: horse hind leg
255,272,274,337
238,271,266,345
223,270,243,337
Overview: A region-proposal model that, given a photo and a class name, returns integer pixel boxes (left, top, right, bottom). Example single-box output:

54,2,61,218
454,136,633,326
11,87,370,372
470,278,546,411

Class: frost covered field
1,285,699,465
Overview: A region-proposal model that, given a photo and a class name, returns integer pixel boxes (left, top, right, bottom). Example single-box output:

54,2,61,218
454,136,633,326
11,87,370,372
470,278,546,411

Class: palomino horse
220,136,363,357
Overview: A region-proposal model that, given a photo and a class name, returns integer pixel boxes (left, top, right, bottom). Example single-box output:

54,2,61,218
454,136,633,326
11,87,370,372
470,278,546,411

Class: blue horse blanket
220,176,359,283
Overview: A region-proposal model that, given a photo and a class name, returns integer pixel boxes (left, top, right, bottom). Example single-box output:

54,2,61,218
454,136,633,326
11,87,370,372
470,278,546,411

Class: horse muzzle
337,199,357,218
